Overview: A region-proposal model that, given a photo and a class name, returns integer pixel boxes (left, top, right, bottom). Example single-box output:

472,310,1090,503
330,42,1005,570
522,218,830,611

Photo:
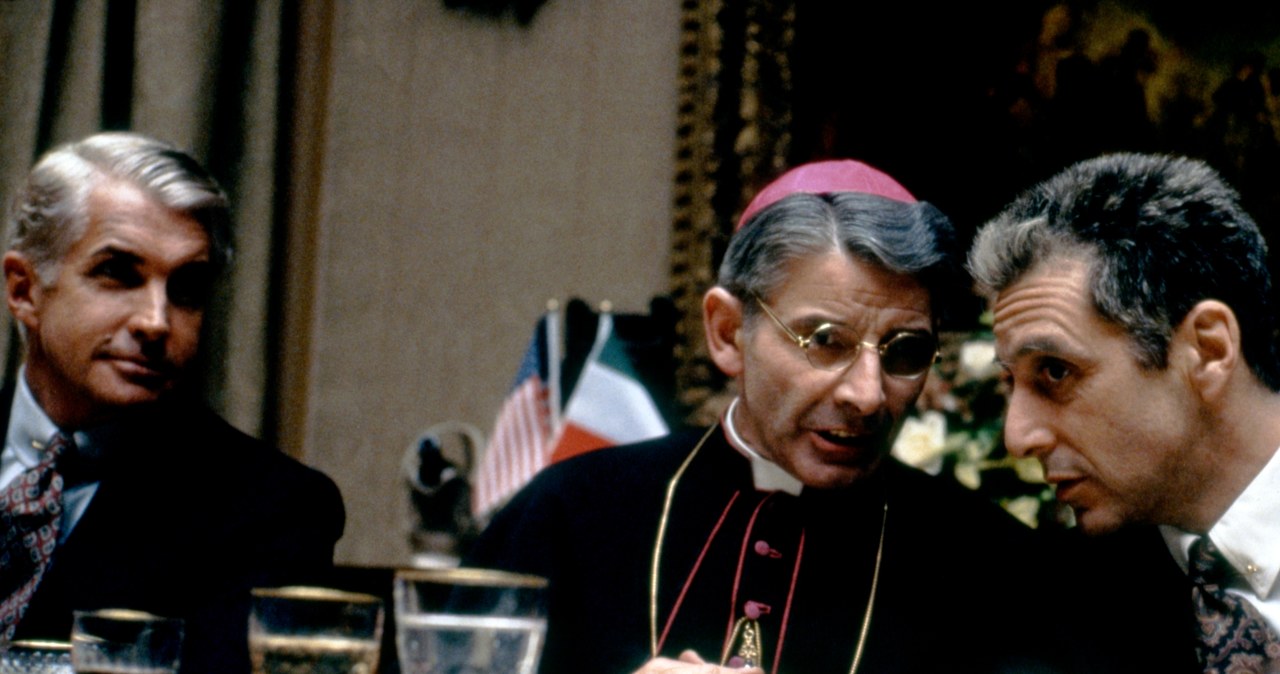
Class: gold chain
848,498,888,674
649,425,718,656
724,616,764,667
648,425,889,674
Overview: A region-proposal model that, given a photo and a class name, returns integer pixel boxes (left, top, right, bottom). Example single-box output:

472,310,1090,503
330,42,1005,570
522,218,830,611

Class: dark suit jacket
1051,525,1202,674
468,428,1090,674
6,391,345,674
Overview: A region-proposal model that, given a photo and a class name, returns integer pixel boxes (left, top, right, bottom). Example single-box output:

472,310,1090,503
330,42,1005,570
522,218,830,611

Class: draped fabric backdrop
1,0,782,446
0,1,327,450
7,0,1277,564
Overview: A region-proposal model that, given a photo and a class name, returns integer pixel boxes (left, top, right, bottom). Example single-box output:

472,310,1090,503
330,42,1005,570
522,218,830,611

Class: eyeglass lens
806,325,936,376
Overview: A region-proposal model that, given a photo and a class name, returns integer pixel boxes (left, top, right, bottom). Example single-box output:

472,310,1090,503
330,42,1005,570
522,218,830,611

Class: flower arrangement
891,324,1071,529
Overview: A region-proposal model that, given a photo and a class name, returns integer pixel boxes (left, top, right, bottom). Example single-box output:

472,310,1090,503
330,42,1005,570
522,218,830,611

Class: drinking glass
393,567,548,674
0,639,72,674
248,586,383,674
70,609,183,674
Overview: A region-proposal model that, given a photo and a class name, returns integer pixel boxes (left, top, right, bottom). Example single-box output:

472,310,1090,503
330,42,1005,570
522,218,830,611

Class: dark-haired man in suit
970,152,1280,674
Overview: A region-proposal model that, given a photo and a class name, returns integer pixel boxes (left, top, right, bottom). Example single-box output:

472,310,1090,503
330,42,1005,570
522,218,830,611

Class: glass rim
395,566,549,589
72,608,178,623
250,585,383,605
6,639,71,651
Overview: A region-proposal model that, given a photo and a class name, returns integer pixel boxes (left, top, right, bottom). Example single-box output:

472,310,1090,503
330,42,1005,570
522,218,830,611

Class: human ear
703,287,746,378
4,251,41,332
1176,300,1239,402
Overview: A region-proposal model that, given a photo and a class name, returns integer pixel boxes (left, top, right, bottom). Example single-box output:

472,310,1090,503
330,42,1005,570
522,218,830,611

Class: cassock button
754,540,782,558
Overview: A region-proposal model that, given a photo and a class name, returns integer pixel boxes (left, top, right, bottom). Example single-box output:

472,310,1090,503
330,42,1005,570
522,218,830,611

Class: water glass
0,640,71,674
248,586,383,674
70,609,183,674
393,567,548,674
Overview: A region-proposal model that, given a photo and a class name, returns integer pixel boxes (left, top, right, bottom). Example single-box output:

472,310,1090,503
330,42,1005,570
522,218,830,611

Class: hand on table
632,649,764,673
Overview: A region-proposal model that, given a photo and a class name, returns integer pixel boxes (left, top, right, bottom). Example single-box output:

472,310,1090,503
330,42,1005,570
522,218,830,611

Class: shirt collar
1160,445,1280,598
7,366,113,469
6,368,64,469
721,397,804,496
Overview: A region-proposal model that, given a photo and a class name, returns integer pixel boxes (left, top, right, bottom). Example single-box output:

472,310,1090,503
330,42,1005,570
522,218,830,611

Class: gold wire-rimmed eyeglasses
752,293,938,379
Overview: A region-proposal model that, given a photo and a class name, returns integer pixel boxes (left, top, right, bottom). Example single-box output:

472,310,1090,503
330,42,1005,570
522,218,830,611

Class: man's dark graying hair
7,132,232,284
968,152,1280,391
718,192,965,325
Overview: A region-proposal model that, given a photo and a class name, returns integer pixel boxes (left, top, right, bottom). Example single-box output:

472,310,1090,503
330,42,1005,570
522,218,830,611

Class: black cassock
470,426,1089,674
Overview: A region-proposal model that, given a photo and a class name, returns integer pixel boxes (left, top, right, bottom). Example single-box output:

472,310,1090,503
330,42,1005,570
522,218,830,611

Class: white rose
959,340,999,379
1004,496,1041,528
1013,457,1046,483
962,436,994,461
892,410,948,474
954,461,982,490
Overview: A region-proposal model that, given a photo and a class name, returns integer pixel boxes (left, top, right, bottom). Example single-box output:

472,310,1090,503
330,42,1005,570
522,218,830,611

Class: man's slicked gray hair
7,132,232,283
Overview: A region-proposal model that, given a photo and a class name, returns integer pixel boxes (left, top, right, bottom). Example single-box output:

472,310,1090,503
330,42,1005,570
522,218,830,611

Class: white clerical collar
1160,444,1280,598
722,397,803,496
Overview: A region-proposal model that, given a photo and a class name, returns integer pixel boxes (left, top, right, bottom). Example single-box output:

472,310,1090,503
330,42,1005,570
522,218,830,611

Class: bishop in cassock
469,160,1075,674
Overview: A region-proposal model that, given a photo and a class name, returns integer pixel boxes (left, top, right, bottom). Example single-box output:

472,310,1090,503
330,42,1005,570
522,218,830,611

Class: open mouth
815,428,873,449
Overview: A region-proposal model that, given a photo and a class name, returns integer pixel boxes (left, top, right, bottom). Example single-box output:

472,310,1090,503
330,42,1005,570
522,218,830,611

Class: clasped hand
632,649,765,673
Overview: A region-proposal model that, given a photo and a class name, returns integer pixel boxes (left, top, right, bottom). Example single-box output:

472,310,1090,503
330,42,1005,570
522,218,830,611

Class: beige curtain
0,0,304,442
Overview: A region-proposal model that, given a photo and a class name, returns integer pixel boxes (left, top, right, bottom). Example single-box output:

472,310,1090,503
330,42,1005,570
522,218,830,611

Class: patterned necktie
1189,536,1280,674
0,433,70,641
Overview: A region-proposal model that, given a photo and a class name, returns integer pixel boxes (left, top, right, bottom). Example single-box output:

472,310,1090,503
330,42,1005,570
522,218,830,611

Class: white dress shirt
0,370,100,541
1161,445,1280,632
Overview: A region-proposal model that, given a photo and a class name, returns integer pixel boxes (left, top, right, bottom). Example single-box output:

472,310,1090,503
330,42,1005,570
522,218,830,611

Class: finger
632,657,693,673
677,649,708,664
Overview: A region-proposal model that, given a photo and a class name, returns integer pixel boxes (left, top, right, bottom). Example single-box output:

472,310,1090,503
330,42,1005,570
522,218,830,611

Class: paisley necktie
0,433,71,641
1189,536,1280,674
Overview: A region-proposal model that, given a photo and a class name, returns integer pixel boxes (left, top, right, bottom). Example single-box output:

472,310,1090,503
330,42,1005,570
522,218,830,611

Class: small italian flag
549,312,668,463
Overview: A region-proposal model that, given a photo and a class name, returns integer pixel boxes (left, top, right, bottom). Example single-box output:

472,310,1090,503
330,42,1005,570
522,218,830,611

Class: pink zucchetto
737,159,917,230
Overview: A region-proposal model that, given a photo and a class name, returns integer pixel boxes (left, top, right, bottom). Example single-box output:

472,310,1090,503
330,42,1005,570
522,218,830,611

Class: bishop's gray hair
719,192,965,325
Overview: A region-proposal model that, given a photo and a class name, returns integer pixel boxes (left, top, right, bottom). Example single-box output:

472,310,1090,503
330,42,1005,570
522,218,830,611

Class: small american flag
472,309,560,516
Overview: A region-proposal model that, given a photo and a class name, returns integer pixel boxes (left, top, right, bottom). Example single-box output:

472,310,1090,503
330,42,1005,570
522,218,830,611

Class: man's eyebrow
87,244,142,261
999,336,1072,364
